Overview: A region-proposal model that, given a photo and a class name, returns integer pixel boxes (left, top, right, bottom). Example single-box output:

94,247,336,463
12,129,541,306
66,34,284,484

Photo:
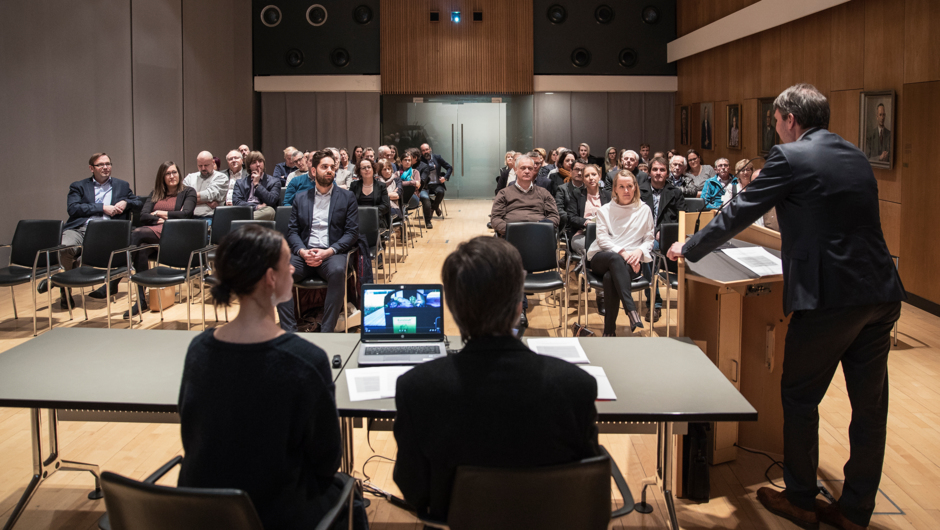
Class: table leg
2,409,102,530
633,422,682,529
340,417,355,475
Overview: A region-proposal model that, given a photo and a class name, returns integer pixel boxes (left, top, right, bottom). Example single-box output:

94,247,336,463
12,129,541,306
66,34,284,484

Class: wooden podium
677,211,790,464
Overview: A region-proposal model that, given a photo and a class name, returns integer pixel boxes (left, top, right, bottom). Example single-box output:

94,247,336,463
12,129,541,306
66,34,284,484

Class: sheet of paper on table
580,365,617,401
721,246,783,277
345,366,413,401
527,337,590,364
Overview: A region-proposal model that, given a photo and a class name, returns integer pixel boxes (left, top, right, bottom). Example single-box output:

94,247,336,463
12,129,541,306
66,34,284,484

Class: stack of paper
580,366,617,401
345,366,413,402
527,338,590,364
721,247,783,276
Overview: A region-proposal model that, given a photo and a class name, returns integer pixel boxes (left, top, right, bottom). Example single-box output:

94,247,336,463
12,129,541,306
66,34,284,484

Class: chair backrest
505,222,557,273
444,455,612,530
9,220,63,268
275,206,292,236
101,471,264,530
158,219,209,269
359,207,380,247
230,220,276,232
81,220,132,269
585,223,597,261
279,186,287,206
684,197,705,212
401,184,419,210
211,206,253,244
660,222,679,251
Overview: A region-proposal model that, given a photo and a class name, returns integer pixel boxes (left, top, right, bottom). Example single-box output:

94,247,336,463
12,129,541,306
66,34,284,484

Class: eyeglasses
687,157,699,163
165,170,179,175
93,162,112,168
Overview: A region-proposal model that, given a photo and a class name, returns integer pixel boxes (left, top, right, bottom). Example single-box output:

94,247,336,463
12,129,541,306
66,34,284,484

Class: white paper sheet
526,338,590,364
580,365,617,401
721,247,783,277
345,366,413,402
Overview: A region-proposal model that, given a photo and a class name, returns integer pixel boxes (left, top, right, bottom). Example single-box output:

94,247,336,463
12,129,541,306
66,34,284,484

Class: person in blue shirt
700,158,738,209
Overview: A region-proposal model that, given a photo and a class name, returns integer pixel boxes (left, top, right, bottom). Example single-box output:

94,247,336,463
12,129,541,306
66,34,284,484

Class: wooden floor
1,199,938,529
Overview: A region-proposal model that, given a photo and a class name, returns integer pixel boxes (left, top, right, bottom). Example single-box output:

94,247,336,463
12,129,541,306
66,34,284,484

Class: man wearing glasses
40,153,140,307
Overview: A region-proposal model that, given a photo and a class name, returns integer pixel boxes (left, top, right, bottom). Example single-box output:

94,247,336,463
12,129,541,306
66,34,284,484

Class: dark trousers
130,227,160,304
643,240,662,309
782,301,901,526
590,251,643,334
276,252,348,332
420,184,445,220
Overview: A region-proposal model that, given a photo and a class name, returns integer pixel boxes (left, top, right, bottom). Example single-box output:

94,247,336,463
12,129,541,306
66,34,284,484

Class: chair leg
186,281,192,331
106,283,112,330
201,274,206,331
10,286,17,319
81,287,88,321
665,280,672,338
128,281,134,330
65,286,73,321
649,275,658,338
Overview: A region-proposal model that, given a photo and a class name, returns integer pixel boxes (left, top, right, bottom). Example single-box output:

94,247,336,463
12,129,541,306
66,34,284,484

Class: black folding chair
684,197,706,212
275,205,292,237
294,252,357,333
359,207,386,283
230,220,276,231
505,222,567,336
649,223,680,337
49,220,134,330
576,224,650,331
208,206,252,263
0,219,63,335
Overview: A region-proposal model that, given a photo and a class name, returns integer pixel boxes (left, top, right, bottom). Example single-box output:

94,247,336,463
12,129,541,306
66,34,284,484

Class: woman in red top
125,161,197,318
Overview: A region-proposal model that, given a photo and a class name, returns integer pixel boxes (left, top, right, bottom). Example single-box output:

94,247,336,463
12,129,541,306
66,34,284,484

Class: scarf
559,167,571,183
401,167,414,181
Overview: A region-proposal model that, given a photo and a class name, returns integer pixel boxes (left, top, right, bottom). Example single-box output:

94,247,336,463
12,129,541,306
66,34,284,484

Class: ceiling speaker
594,5,614,24
353,5,373,24
286,49,304,67
642,6,660,24
260,5,281,27
307,4,327,26
618,48,637,68
547,4,567,24
571,48,591,67
330,48,350,68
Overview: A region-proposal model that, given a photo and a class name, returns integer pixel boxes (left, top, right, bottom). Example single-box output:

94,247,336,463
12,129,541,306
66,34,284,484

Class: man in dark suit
48,152,140,306
668,84,905,530
419,143,453,222
393,236,599,522
233,151,281,220
276,149,359,333
640,157,685,322
271,146,298,185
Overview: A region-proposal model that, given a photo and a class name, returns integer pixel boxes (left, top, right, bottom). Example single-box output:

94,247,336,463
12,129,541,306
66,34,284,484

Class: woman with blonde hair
604,147,617,175
586,170,654,335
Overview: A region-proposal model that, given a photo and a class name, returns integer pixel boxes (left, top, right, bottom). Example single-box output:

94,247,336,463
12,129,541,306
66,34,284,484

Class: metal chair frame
293,251,357,333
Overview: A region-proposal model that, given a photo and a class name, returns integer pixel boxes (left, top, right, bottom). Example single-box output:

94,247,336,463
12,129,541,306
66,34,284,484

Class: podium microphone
693,156,764,233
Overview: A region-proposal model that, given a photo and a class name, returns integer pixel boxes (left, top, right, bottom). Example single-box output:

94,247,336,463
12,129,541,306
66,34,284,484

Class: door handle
461,123,464,176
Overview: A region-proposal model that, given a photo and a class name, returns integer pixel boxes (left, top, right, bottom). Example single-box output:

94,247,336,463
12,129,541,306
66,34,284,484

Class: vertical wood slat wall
380,0,533,94
674,0,940,304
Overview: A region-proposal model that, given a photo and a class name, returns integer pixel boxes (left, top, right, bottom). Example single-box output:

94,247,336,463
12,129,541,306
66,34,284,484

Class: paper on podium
527,338,590,364
721,247,782,277
580,365,617,401
345,366,413,402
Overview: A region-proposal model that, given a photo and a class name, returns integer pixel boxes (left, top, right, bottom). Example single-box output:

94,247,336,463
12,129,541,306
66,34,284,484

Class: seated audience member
607,150,649,189
362,147,376,162
126,161,197,318
48,152,141,307
684,149,715,197
639,143,652,166
640,157,686,322
233,151,281,220
666,149,678,161
700,158,738,209
735,159,755,190
178,224,367,530
376,159,403,222
668,155,690,191
212,156,221,172
420,142,453,221
536,148,554,183
335,148,354,188
604,147,618,177
587,170,654,335
637,162,649,174
238,144,251,161
652,151,666,161
579,142,604,166
351,146,363,168
223,150,247,206
389,145,402,166
556,159,585,235
284,149,308,187
349,158,391,231
393,235,600,523
547,149,576,196
496,150,516,193
739,167,779,231
283,161,316,207
276,150,359,333
272,146,298,185
566,164,611,255
183,151,228,224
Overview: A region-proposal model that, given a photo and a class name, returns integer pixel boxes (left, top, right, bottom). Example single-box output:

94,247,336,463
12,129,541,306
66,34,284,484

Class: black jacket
565,187,612,239
65,177,141,230
233,173,281,209
640,181,686,233
138,187,197,225
683,128,905,314
421,153,453,189
348,179,391,230
286,186,359,256
393,335,600,521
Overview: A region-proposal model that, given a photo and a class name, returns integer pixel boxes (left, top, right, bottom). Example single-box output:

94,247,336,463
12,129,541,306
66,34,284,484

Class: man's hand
656,230,661,241
207,200,219,209
113,200,127,214
302,248,334,267
438,177,445,184
102,204,118,216
226,200,233,206
666,242,684,261
251,170,261,185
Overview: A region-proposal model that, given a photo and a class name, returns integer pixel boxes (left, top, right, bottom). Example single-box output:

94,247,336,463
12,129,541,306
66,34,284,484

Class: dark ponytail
211,225,285,306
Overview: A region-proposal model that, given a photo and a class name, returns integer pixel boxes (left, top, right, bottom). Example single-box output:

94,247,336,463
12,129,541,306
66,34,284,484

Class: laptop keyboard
364,345,441,356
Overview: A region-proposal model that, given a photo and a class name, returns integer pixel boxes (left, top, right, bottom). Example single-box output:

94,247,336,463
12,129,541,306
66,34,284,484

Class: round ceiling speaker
260,5,281,27
571,48,591,68
330,48,350,68
353,5,373,24
642,6,660,24
547,5,567,24
307,4,328,26
618,48,638,68
594,5,614,24
286,49,304,68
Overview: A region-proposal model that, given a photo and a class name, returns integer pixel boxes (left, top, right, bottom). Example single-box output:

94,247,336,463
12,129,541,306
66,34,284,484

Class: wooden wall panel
830,1,864,91
380,0,533,94
828,89,860,147
904,0,940,84
759,26,782,98
802,10,831,96
880,199,901,258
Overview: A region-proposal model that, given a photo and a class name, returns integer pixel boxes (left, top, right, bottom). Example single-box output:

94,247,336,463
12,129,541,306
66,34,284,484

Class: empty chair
505,222,567,336
230,220,276,231
274,205,292,237
207,206,252,263
128,219,210,330
49,220,133,330
684,197,706,212
359,207,386,283
0,219,63,335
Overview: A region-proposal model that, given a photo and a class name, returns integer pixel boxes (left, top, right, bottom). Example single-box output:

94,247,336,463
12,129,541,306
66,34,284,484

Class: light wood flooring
0,199,938,529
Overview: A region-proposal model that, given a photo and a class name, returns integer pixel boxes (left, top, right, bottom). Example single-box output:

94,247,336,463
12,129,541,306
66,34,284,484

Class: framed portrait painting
859,90,895,169
700,102,714,150
680,106,690,146
758,98,780,156
727,104,741,149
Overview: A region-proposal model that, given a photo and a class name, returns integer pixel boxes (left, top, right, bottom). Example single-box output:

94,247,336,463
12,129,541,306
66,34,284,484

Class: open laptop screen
361,284,444,340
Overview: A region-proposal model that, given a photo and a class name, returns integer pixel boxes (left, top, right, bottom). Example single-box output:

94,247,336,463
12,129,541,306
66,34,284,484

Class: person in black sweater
177,224,367,530
349,158,391,230
393,236,600,522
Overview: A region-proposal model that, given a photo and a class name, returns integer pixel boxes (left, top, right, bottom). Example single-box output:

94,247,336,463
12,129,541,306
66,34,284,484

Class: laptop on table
357,284,447,366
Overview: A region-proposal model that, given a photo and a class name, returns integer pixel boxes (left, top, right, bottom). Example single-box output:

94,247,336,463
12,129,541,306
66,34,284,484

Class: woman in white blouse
586,170,655,335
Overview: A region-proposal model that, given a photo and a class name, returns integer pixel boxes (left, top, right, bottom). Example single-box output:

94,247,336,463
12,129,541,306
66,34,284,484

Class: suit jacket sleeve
254,176,280,207
232,179,247,206
287,197,307,254
490,190,509,236
567,190,588,231
554,186,569,230
683,147,795,262
118,182,141,211
67,181,103,218
330,193,359,255
436,155,453,180
168,188,198,219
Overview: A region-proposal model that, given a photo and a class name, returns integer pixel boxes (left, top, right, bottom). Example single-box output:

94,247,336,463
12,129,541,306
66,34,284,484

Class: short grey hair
623,150,639,159
773,83,829,129
377,145,391,157
715,157,729,166
515,154,534,167
670,155,687,169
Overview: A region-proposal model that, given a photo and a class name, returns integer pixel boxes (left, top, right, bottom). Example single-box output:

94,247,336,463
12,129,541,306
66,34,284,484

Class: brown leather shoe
756,487,818,529
816,500,867,530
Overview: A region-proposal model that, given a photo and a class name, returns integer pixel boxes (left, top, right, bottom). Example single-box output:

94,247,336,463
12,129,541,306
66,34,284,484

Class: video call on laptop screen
362,285,444,337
